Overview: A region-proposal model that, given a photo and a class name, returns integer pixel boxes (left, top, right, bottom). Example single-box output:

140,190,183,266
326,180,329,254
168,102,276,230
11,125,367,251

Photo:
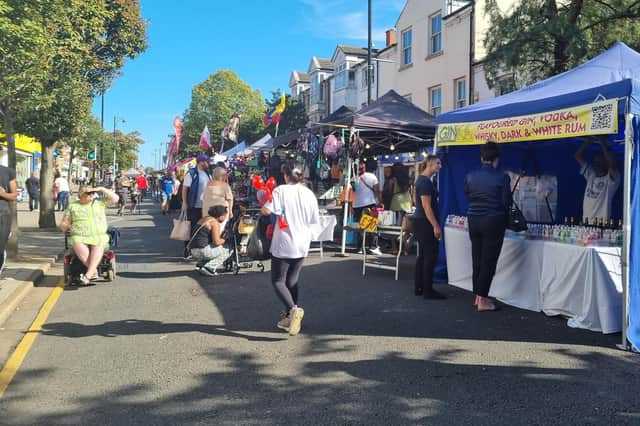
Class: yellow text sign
436,99,618,146
359,214,380,233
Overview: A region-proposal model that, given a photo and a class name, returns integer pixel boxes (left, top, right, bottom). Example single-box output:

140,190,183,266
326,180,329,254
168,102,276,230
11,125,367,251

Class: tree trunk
39,143,57,228
3,108,19,259
68,146,75,182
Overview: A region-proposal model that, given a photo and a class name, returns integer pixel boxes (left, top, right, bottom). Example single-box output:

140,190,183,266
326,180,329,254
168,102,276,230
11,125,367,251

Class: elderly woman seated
59,185,119,284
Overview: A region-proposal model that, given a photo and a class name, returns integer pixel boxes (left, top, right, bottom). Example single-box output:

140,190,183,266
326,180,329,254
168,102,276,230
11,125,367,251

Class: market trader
574,136,620,221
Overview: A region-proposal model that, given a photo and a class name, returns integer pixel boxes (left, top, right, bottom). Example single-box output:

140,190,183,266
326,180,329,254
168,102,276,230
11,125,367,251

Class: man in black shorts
112,170,129,216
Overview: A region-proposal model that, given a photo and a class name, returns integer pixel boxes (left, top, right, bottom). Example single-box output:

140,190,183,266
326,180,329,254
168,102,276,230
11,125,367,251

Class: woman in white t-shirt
54,172,70,211
261,163,320,336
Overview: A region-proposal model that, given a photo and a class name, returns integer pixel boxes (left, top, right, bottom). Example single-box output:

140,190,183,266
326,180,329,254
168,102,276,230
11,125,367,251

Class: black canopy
325,90,437,156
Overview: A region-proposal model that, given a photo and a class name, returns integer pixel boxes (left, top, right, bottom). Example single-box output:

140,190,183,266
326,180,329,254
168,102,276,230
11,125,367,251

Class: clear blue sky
91,0,404,170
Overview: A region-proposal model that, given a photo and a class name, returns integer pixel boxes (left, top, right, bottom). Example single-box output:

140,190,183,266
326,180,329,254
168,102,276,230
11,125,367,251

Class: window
402,28,412,65
454,78,466,108
311,76,320,103
430,13,442,54
335,63,347,90
361,67,375,89
319,80,325,102
496,75,516,96
429,86,442,116
348,70,355,87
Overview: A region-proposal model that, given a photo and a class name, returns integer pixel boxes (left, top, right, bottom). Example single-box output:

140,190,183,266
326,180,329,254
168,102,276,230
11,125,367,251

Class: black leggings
0,212,11,271
412,218,439,293
271,256,304,311
468,215,506,297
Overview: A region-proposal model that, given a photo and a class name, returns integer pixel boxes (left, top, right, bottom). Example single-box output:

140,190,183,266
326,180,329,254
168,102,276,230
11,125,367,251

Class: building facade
305,57,334,123
288,71,310,102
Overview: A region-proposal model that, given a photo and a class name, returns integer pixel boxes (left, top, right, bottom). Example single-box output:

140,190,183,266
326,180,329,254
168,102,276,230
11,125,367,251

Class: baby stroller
222,209,266,275
63,226,119,285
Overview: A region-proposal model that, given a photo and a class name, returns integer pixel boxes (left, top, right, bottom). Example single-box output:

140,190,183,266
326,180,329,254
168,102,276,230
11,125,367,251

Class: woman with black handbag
464,142,512,312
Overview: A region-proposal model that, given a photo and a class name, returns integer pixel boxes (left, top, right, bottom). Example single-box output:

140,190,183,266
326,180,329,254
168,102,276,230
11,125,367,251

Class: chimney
385,29,396,47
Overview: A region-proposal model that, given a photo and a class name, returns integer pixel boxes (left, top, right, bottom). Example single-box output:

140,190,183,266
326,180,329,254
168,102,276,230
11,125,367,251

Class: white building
305,57,334,123
288,70,310,102
393,0,516,116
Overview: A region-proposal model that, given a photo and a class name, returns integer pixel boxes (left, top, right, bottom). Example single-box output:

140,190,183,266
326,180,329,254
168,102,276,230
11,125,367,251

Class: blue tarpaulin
436,42,640,349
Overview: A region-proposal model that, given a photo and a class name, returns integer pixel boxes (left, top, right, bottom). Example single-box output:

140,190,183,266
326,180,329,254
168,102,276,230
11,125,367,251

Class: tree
181,70,265,158
100,129,144,173
64,116,111,181
1,0,146,230
263,91,308,137
483,0,640,90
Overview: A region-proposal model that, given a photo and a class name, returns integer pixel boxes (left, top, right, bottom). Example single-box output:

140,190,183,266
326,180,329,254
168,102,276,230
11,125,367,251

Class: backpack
323,134,342,158
246,215,273,260
308,134,319,159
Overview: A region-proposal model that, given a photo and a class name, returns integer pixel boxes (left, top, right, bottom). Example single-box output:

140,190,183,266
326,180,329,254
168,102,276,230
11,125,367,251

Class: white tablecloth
444,226,622,333
311,215,337,242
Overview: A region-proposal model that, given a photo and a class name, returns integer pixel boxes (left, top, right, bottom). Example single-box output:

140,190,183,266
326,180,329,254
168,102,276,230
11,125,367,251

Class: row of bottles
563,217,623,230
445,215,623,247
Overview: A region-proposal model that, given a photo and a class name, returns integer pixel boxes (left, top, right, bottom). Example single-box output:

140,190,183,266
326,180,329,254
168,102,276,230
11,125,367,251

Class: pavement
0,204,65,327
0,199,639,425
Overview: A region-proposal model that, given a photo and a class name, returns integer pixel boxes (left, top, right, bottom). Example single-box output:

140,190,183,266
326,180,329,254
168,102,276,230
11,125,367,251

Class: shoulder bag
507,175,528,232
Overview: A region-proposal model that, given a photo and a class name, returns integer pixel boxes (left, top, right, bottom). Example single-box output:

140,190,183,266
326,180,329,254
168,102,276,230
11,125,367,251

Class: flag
173,116,183,154
274,93,286,114
199,126,211,150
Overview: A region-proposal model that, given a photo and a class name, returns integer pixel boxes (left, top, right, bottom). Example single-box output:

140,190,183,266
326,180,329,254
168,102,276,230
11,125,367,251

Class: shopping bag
170,212,191,241
377,210,395,226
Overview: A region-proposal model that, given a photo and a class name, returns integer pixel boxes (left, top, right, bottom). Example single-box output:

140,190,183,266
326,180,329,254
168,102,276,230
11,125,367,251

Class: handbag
507,175,528,232
170,212,191,241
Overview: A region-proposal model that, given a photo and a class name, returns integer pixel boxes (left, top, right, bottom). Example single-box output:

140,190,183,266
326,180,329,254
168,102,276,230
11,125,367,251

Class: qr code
590,103,613,131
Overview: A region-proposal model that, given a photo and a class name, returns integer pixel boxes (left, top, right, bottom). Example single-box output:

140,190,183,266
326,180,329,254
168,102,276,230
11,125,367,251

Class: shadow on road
39,319,285,342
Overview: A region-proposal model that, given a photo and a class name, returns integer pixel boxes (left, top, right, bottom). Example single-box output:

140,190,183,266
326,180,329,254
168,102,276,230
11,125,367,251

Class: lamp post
367,0,373,105
113,116,125,173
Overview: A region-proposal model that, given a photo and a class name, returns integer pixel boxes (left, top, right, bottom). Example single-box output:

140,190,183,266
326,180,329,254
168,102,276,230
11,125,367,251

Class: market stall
320,90,437,258
434,43,640,346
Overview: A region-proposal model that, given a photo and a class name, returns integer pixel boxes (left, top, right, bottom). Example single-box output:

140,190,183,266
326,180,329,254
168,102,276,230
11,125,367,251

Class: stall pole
339,128,352,256
618,112,634,351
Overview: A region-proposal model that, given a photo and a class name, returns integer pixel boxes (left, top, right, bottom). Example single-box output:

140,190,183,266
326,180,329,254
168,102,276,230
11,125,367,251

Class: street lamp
113,116,125,173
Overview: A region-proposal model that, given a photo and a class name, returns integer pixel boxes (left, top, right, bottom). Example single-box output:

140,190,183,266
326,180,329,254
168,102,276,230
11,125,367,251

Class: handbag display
507,175,528,232
170,212,191,241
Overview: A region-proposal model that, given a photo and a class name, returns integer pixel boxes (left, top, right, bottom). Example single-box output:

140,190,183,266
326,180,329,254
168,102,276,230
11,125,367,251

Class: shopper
353,161,382,255
202,167,233,230
160,170,177,215
574,136,620,221
136,173,148,200
261,162,319,336
190,205,231,276
25,171,40,211
0,162,17,274
181,154,212,246
412,155,446,300
381,166,394,210
54,172,70,211
112,170,129,216
464,142,511,312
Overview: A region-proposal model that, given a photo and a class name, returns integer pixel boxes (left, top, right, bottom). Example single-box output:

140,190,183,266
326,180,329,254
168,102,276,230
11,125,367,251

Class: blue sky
91,0,405,169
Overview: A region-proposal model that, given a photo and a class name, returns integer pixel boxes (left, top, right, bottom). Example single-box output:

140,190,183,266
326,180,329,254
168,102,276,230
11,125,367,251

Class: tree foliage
483,0,640,89
263,91,308,137
181,70,265,158
0,0,147,229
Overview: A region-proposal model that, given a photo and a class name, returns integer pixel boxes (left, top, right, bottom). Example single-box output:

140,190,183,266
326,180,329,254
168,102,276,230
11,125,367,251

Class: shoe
288,307,305,336
198,267,217,277
424,290,447,300
78,274,91,285
477,305,501,312
277,314,290,331
368,247,383,256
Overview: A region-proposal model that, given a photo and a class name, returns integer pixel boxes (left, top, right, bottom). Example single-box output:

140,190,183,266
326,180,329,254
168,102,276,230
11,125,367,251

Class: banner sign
359,214,379,233
436,99,618,146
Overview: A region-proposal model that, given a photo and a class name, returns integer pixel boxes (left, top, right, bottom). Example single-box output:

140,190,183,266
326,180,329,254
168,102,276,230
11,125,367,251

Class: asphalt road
0,199,639,425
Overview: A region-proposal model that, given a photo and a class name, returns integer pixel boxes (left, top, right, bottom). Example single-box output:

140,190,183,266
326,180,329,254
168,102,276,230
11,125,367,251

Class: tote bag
170,212,191,241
